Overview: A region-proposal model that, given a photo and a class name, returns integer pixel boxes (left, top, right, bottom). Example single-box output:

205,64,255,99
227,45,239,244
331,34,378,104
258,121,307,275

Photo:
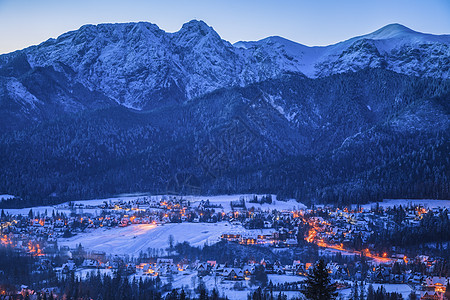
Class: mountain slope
0,70,448,206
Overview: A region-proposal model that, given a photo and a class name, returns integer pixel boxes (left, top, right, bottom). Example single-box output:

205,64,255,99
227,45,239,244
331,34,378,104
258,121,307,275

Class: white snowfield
4,205,72,217
3,194,304,217
58,223,275,256
339,283,413,299
361,199,450,210
169,273,306,300
0,194,15,202
180,194,305,212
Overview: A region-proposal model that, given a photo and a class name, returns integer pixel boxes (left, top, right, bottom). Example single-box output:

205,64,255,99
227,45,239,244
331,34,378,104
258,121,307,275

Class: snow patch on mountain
236,23,450,79
6,78,42,110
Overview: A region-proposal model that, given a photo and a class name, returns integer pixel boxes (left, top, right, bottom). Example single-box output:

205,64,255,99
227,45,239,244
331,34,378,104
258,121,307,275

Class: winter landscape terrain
0,17,449,300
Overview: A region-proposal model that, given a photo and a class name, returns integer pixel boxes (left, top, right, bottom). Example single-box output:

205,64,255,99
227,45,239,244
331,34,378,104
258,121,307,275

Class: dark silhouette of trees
301,259,337,300
0,69,448,207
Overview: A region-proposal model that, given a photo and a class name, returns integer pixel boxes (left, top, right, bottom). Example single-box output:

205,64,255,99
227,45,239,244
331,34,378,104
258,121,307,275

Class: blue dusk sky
0,0,449,54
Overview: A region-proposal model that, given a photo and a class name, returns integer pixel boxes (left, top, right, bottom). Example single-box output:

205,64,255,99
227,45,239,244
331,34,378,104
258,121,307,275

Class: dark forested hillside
0,69,448,207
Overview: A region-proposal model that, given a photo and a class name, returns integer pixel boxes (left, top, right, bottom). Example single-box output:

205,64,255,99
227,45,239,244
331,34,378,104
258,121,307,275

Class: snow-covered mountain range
1,20,448,110
236,23,450,78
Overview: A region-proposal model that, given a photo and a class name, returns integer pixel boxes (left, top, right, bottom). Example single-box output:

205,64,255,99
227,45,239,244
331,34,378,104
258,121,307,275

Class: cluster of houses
305,205,448,250
136,258,254,281
55,254,449,299
420,277,450,300
1,196,449,299
220,231,298,247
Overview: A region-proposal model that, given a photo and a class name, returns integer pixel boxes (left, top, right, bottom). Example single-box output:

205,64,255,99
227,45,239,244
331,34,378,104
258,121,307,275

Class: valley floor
59,222,275,256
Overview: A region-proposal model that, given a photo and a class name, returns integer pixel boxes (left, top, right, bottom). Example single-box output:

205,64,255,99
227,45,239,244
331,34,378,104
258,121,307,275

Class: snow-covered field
339,283,413,299
166,272,253,300
7,196,449,217
184,194,305,212
146,272,305,300
267,274,305,284
58,223,275,256
4,205,73,217
162,273,413,300
0,194,15,202
75,268,413,300
3,194,304,217
360,199,450,210
74,268,114,279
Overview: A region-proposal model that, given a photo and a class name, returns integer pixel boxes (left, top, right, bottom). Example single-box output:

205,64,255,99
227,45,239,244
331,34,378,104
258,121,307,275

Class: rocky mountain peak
179,20,213,35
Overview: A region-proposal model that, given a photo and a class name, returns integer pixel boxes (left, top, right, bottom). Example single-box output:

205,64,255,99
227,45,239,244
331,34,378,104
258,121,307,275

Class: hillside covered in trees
0,69,448,207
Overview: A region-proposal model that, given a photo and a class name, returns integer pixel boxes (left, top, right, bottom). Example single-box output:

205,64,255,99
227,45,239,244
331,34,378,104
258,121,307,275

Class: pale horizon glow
0,0,449,54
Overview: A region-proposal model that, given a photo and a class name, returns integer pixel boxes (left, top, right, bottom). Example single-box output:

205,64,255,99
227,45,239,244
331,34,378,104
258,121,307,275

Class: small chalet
223,268,244,281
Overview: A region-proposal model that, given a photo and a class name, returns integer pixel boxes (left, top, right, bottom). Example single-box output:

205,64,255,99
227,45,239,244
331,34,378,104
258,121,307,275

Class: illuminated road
305,222,393,264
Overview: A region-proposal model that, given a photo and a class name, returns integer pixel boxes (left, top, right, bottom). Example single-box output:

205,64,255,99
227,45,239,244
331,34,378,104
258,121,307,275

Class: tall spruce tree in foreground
301,259,337,300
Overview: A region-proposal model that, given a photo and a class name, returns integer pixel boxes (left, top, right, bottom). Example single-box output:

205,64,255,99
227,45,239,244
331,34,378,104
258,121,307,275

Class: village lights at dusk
0,0,449,298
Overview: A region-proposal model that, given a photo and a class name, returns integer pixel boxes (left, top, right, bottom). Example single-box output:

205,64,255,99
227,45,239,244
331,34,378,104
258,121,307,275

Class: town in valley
0,194,448,299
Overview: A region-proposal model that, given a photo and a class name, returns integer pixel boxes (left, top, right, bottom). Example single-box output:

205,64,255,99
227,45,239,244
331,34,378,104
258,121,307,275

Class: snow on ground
339,283,413,299
183,195,305,212
3,194,305,217
0,194,15,202
70,194,305,212
70,193,152,206
147,272,305,300
4,206,72,217
372,283,413,298
166,272,251,300
267,274,306,284
75,268,114,279
360,199,450,210
58,223,275,256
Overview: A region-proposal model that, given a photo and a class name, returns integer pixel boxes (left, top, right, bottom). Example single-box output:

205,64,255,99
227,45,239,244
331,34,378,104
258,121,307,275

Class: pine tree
301,259,337,300
251,287,264,300
444,282,450,300
358,281,365,300
408,290,418,300
367,284,375,300
180,289,187,300
167,234,174,256
211,288,219,300
165,289,179,300
251,264,268,287
199,285,208,300
349,281,359,300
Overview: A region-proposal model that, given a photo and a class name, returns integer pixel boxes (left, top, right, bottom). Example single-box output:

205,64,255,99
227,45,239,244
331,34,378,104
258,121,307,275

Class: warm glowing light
306,228,316,243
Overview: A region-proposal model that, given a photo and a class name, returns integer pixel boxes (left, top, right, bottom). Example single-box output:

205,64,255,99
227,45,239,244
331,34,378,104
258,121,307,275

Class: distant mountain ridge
0,21,449,112
235,23,450,78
